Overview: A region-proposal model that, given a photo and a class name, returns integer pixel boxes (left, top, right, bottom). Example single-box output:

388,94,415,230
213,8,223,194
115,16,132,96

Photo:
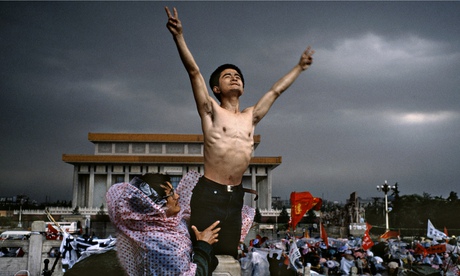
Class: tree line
365,191,460,237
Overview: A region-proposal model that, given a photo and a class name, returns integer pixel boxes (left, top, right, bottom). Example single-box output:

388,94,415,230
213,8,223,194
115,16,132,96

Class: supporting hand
192,220,220,245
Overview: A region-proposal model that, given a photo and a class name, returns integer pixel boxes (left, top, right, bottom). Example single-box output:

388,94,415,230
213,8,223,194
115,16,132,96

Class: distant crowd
238,231,460,276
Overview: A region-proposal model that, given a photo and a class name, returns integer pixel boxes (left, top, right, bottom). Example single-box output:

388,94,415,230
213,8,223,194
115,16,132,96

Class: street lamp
376,180,397,231
17,197,25,228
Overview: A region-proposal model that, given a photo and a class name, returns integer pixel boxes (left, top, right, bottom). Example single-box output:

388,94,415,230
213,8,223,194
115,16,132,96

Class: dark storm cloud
1,1,459,203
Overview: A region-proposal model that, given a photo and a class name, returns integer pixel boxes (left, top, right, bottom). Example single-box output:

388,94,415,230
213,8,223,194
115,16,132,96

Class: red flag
362,223,374,251
320,222,328,248
379,229,400,240
444,226,448,237
47,223,58,234
290,192,314,229
414,243,427,257
312,197,323,211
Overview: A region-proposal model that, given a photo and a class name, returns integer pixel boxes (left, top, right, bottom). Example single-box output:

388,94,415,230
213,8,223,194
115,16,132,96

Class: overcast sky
1,1,459,204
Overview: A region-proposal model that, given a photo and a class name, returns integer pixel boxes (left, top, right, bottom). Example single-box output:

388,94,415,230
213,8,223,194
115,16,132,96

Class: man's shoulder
241,105,255,114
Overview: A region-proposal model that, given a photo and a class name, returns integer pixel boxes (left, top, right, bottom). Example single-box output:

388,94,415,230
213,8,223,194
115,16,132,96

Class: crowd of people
103,167,458,276
238,232,460,276
104,5,460,276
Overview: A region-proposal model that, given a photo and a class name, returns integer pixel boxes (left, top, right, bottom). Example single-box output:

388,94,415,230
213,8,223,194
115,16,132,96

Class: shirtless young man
165,7,314,259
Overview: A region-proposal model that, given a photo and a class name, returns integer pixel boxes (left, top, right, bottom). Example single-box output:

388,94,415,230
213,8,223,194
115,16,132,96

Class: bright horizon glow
396,111,458,125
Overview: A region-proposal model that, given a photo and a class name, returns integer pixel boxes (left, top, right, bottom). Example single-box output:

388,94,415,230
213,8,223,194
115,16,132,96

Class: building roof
62,154,281,166
64,133,277,167
88,133,261,144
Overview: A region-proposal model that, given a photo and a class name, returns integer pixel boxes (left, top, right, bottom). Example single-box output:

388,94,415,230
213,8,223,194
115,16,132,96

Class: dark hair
139,173,171,200
209,64,245,102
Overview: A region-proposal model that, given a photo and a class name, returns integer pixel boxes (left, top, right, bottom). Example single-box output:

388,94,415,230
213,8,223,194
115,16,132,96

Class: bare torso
166,7,314,186
202,104,255,185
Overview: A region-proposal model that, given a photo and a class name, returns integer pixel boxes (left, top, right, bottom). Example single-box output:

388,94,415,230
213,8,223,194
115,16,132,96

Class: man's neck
221,97,240,113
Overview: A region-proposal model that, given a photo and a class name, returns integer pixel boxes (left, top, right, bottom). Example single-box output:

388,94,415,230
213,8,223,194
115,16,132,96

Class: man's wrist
295,64,305,72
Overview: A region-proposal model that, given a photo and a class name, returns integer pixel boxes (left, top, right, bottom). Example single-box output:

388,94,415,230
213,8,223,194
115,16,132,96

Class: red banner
414,243,446,257
312,197,323,211
415,243,427,257
320,222,328,248
47,223,58,234
362,223,374,251
290,192,314,229
290,192,323,230
426,244,446,255
380,230,400,240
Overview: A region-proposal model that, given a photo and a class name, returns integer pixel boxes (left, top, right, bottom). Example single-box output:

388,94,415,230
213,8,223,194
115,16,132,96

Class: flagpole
319,210,323,239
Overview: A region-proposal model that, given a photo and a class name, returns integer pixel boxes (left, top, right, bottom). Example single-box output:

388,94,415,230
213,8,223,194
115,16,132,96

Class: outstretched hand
192,220,220,245
299,46,315,70
165,7,182,36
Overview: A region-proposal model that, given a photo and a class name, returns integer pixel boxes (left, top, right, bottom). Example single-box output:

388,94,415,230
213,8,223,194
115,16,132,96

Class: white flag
289,239,301,269
427,219,448,240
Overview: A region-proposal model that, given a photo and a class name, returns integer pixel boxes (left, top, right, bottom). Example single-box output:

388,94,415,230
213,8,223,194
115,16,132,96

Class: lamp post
17,197,25,228
376,180,396,231
17,203,22,228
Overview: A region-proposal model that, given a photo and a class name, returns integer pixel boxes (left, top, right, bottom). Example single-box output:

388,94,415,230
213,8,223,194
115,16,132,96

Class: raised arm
252,46,314,124
165,7,213,117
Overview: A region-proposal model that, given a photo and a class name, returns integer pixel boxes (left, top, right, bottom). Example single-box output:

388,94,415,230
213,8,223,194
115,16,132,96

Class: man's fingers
173,7,178,18
165,6,172,18
206,220,220,231
165,6,178,20
192,221,220,238
191,225,199,234
305,46,314,56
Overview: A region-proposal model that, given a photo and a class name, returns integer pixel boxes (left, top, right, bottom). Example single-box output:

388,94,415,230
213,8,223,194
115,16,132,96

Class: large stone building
62,133,281,210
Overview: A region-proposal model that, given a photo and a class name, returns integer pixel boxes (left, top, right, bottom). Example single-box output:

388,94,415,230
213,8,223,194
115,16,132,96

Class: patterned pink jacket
106,171,254,276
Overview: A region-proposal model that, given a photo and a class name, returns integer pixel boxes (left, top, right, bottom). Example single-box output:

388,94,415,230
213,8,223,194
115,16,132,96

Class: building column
106,166,112,191
88,166,95,208
267,169,273,210
251,167,257,209
105,167,112,209
124,166,129,183
72,166,79,208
